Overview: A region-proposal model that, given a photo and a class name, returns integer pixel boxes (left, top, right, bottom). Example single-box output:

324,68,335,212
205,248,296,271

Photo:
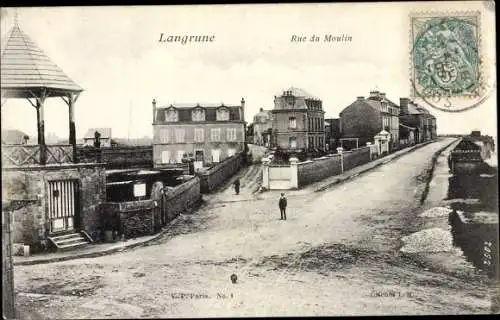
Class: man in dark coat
233,179,240,195
279,193,287,220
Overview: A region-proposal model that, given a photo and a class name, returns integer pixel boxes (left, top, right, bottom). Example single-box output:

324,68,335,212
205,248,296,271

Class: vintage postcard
1,1,498,318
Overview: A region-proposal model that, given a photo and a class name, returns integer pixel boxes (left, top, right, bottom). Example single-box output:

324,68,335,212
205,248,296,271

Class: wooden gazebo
1,19,83,166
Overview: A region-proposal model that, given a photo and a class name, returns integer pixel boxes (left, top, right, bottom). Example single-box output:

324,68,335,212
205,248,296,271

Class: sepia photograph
1,1,498,318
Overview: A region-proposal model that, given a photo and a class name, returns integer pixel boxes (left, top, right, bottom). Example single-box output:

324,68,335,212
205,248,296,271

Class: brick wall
297,154,342,187
2,164,106,248
197,152,244,193
343,147,371,171
2,208,16,319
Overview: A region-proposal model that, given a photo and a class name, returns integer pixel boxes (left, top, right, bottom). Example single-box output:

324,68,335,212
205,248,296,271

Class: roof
1,129,29,144
0,21,83,98
155,104,243,122
84,128,112,139
279,87,320,100
399,123,416,130
158,102,239,109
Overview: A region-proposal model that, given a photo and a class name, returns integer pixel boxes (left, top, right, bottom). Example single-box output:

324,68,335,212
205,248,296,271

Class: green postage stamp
409,11,492,112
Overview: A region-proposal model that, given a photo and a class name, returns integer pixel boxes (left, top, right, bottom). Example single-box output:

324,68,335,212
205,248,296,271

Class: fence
197,152,245,193
2,144,74,167
262,146,373,190
77,146,153,169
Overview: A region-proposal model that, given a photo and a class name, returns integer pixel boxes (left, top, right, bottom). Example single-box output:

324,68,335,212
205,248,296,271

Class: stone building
1,20,106,252
399,98,437,143
271,87,325,152
339,90,400,151
252,108,273,147
152,99,246,170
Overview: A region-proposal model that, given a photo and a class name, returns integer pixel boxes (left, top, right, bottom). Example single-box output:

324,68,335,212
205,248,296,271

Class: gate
47,179,79,234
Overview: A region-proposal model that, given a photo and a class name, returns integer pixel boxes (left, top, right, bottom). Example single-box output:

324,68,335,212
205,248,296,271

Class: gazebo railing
1,144,74,167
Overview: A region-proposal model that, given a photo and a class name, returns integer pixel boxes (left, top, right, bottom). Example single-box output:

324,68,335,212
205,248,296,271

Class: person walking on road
233,179,240,195
279,193,287,220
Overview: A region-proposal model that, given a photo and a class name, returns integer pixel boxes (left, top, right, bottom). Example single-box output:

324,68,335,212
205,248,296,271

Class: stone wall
343,147,371,171
162,176,201,222
1,164,106,248
2,207,16,319
197,153,245,193
297,154,342,187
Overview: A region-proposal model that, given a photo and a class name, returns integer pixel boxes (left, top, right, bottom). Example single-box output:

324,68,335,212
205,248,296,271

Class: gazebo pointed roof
1,21,83,99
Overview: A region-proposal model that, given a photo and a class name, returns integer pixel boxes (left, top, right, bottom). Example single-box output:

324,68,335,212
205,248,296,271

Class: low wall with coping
297,154,342,187
197,153,245,193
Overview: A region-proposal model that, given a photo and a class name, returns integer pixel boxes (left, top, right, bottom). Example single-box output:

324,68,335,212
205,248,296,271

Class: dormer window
216,107,230,121
165,107,178,122
192,107,205,121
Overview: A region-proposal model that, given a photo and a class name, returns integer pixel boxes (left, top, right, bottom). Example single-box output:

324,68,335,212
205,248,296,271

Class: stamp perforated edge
407,10,489,101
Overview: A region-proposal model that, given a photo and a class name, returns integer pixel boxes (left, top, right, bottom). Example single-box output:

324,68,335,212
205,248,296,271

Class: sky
0,2,497,140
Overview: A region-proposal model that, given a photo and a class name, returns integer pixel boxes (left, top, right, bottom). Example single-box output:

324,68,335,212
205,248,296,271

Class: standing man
233,179,240,195
279,193,287,220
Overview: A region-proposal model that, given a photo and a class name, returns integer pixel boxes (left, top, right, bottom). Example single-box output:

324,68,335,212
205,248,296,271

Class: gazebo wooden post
68,94,78,163
36,97,47,165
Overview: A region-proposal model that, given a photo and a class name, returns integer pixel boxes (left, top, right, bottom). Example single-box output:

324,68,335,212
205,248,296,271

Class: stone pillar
2,206,16,319
68,94,77,163
366,142,373,160
261,157,270,189
289,157,299,189
337,147,344,174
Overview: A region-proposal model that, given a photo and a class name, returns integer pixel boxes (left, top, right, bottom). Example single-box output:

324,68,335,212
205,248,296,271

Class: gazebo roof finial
13,8,19,25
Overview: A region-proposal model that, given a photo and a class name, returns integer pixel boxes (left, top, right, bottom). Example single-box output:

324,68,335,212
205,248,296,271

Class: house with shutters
152,99,246,169
271,87,325,153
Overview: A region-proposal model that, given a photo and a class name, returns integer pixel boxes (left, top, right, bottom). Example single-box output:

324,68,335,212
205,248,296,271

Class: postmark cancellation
409,11,494,112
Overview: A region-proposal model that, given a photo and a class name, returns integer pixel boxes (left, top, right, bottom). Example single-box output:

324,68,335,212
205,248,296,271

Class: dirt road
14,138,497,318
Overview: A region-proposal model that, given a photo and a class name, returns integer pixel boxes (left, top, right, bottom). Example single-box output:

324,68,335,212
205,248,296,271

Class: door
212,149,220,163
194,150,204,170
161,150,170,164
47,179,79,234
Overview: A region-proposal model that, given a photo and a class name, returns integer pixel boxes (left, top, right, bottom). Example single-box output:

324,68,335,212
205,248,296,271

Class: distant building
399,98,437,143
1,129,30,145
271,87,325,152
83,128,112,147
339,91,400,151
152,99,246,169
252,108,273,147
324,118,340,151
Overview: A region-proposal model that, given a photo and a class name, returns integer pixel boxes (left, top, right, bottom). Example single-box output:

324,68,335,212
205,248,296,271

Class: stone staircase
48,232,92,251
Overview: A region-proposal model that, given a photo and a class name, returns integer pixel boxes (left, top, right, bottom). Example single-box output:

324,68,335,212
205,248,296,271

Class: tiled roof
155,105,243,122
83,128,112,139
279,87,320,100
0,22,83,94
158,102,238,109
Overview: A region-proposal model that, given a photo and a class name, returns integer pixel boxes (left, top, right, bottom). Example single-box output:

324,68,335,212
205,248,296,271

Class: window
194,128,204,143
212,149,220,162
160,128,171,143
289,117,297,129
226,128,237,141
161,150,170,164
165,108,178,122
210,128,221,142
228,148,236,157
175,129,185,143
176,150,185,163
217,108,230,121
289,136,297,149
192,108,205,121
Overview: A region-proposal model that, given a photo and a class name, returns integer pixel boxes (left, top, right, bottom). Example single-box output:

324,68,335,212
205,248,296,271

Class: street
14,138,496,318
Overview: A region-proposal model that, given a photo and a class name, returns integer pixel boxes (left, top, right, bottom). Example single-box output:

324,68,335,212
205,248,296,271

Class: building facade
252,108,273,147
152,99,246,168
399,98,437,143
324,118,341,152
339,90,400,151
271,87,325,153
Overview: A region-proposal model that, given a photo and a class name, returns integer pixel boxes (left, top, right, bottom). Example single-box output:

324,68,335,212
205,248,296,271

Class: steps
48,232,91,251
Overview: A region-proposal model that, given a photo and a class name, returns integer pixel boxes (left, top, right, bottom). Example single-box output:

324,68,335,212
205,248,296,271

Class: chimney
399,98,409,115
369,90,380,99
240,97,245,122
260,107,263,112
379,92,386,100
357,96,364,101
152,98,157,124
